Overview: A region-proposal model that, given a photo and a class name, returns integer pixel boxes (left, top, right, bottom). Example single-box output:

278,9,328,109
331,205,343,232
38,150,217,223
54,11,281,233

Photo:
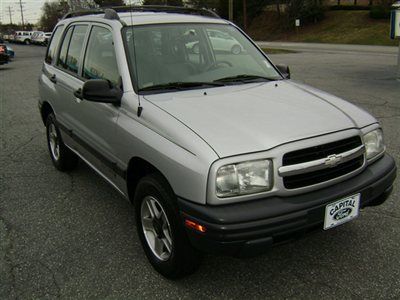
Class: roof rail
62,5,220,20
62,10,103,20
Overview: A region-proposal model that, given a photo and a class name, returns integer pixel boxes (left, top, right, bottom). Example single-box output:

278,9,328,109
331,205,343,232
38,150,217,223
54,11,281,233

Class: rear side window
83,26,119,85
56,25,88,75
58,26,74,69
45,25,64,64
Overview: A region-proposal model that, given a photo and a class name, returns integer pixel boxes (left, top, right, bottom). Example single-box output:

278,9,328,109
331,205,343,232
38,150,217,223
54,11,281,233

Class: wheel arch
40,101,54,126
126,157,175,204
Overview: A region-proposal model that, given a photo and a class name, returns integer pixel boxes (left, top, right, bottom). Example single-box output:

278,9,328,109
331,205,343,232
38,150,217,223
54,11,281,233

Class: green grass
248,11,398,46
262,48,298,54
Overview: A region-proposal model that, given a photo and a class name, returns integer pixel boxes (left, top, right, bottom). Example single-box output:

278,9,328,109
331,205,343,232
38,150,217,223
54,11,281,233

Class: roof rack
62,5,220,20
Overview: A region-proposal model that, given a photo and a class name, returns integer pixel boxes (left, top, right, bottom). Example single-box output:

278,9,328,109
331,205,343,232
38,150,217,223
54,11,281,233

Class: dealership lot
1,44,399,299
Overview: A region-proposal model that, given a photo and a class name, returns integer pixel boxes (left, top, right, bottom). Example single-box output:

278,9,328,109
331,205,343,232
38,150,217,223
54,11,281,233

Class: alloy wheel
141,196,173,261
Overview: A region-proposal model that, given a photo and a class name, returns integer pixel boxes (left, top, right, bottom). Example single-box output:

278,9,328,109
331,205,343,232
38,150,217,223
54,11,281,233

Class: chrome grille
280,136,364,189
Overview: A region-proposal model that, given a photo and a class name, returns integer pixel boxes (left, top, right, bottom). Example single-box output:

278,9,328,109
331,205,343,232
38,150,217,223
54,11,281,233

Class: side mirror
79,79,122,105
276,64,291,79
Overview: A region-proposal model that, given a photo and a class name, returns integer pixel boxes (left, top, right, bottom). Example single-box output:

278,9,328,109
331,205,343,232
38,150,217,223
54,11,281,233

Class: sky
0,0,142,25
0,0,54,25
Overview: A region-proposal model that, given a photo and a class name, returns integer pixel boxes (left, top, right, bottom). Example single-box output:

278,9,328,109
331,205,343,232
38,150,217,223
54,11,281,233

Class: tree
93,0,125,7
39,0,69,32
142,0,184,5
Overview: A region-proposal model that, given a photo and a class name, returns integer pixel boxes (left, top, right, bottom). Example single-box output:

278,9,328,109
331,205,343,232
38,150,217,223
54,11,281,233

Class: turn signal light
185,219,207,233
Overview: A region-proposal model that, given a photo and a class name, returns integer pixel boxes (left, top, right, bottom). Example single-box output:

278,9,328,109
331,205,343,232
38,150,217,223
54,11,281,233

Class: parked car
31,31,44,45
188,28,243,54
14,31,33,44
44,32,52,45
38,7,397,279
0,44,10,65
31,31,52,45
7,33,15,43
5,45,15,59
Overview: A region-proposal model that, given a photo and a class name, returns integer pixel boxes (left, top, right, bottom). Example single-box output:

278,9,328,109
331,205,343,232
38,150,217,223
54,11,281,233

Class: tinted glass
123,24,281,92
65,25,88,74
83,26,119,85
58,26,74,69
45,25,64,64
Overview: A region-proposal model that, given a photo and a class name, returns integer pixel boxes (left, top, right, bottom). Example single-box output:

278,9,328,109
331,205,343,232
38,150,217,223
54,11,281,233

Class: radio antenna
128,0,143,117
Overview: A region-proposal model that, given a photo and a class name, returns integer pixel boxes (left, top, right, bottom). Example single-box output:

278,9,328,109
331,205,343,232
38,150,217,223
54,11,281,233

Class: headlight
216,159,272,198
363,129,385,160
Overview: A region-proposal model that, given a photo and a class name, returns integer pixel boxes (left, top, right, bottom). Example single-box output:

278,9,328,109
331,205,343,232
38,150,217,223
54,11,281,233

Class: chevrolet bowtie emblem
325,154,343,168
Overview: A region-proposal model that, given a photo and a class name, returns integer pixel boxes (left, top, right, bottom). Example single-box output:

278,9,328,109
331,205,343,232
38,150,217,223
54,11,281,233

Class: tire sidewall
134,175,198,278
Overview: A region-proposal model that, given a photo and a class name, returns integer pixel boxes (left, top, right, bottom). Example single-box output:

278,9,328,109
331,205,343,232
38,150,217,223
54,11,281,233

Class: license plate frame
323,193,361,230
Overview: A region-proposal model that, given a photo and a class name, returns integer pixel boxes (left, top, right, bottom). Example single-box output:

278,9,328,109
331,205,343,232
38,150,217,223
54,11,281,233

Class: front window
123,23,281,93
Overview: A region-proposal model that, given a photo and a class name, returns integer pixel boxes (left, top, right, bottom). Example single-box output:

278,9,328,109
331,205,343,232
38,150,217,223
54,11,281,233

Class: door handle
74,88,83,100
49,74,57,84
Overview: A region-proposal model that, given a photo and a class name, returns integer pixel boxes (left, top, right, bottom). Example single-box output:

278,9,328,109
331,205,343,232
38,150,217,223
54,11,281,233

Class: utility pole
228,0,233,21
8,6,13,24
243,0,247,31
18,0,25,29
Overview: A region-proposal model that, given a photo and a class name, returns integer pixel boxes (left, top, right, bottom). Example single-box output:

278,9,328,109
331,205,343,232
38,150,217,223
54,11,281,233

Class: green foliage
329,5,370,10
142,0,184,6
93,0,125,7
285,0,325,28
39,0,69,32
369,5,390,19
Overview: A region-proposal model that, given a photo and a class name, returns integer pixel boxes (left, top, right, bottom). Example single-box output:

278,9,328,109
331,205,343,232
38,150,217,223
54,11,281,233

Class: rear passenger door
53,24,89,133
40,24,64,118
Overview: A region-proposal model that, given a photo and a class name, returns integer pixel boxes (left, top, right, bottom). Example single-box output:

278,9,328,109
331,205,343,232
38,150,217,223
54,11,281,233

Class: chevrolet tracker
38,6,397,278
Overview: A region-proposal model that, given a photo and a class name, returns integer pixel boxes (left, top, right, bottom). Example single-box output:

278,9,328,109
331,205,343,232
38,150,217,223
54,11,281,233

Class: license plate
324,193,360,230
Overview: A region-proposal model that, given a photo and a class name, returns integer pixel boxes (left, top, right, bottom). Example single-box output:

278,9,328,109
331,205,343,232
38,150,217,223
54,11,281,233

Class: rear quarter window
45,25,64,65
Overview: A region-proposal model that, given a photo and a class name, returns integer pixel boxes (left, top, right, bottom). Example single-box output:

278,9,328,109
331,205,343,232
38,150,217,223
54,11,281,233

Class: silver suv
38,6,396,278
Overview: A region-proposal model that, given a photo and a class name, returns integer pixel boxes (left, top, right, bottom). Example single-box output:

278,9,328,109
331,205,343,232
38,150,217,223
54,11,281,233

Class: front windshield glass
123,23,281,93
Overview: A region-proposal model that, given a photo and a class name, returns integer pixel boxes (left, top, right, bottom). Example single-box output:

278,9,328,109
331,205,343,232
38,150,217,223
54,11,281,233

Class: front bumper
178,154,396,257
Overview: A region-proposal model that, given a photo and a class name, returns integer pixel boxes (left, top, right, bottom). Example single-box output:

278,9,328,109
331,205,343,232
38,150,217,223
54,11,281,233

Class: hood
144,81,376,158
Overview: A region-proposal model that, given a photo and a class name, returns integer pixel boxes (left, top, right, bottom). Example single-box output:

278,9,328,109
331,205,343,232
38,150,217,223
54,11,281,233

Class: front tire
46,113,78,171
134,174,202,279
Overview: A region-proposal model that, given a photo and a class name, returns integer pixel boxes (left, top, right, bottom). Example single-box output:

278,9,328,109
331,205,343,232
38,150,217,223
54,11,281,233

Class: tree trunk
276,0,281,17
243,0,247,31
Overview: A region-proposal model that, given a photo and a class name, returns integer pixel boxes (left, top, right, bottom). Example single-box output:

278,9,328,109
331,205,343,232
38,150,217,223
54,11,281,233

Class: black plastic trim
56,121,127,179
178,154,396,256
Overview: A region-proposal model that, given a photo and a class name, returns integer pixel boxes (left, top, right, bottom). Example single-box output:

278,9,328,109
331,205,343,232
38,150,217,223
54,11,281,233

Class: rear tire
46,113,78,171
24,39,30,45
134,174,202,279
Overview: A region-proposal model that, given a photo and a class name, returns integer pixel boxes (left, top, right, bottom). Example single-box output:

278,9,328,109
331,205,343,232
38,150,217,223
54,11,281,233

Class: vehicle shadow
0,66,13,71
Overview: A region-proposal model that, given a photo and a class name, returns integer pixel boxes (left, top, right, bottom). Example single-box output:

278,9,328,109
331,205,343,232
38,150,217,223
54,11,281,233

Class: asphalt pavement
1,43,399,299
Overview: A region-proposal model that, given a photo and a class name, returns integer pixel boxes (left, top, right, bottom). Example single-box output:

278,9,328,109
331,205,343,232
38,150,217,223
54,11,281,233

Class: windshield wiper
139,81,224,92
214,74,276,83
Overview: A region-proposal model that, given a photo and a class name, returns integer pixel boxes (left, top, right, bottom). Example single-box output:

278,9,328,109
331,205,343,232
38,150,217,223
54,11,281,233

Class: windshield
123,23,281,93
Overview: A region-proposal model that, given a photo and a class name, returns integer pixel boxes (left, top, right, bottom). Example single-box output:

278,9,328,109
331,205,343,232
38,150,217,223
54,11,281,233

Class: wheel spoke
162,237,172,253
145,200,156,218
149,199,162,219
141,196,173,261
154,237,164,255
142,216,154,231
